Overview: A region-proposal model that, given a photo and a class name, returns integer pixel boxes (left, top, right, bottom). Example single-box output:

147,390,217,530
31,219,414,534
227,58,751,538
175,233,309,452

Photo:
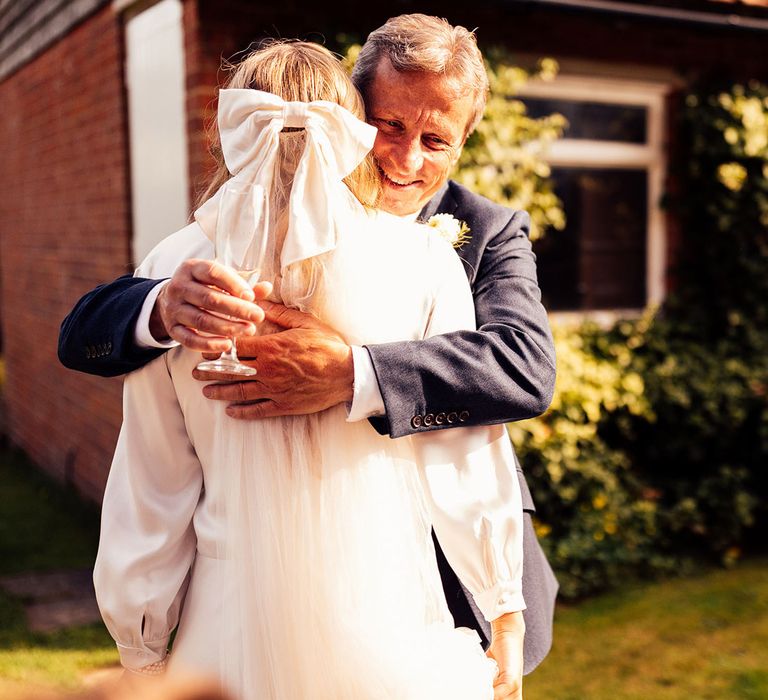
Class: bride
94,41,525,700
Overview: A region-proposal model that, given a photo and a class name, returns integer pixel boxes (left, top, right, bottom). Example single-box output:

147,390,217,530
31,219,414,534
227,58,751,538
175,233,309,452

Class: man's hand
193,301,354,419
487,611,525,700
149,259,272,352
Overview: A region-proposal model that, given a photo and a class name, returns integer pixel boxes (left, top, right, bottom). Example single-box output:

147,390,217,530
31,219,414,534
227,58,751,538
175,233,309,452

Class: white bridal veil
198,89,497,700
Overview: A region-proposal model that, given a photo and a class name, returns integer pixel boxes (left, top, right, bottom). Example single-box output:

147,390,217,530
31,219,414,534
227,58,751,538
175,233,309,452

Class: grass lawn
526,558,768,700
0,601,118,698
0,447,118,696
1,444,766,698
0,448,101,575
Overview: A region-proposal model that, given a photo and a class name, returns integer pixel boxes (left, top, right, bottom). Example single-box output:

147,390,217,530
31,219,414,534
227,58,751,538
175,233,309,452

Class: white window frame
519,74,671,314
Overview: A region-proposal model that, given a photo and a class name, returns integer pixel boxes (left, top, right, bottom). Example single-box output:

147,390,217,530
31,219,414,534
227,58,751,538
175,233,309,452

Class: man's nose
393,138,424,173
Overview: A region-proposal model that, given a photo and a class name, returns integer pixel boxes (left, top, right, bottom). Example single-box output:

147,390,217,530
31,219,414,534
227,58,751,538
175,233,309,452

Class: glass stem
221,337,239,363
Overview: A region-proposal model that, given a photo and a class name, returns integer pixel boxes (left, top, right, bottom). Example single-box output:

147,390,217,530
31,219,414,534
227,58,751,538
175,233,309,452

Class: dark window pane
535,168,647,310
523,98,647,143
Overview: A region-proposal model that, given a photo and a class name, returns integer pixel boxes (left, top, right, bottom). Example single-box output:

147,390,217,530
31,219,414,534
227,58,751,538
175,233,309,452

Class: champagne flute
197,182,268,376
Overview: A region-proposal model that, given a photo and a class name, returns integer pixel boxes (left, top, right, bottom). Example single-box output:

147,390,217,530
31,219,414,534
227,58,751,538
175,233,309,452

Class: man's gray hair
351,14,489,137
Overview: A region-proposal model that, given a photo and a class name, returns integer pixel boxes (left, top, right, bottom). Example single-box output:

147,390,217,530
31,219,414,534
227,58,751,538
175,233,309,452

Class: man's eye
425,136,448,149
375,118,400,131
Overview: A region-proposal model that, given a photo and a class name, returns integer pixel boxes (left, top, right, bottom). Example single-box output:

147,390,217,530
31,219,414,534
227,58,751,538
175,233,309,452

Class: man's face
365,58,475,216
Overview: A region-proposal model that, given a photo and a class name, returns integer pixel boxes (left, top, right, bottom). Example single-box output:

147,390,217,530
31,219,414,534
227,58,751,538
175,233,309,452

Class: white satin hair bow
194,89,377,271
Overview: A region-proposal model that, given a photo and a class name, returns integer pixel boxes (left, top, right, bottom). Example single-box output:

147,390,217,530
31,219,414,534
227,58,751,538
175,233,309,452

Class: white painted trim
518,54,682,87
537,140,655,168
522,74,670,103
645,90,668,306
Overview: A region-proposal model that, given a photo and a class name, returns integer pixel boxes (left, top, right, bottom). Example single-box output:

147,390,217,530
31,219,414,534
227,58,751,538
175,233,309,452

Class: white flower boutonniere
426,213,471,249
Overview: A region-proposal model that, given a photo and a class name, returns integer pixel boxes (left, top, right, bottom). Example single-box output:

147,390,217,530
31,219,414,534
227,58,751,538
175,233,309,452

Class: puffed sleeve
93,351,203,670
134,223,213,278
413,236,525,621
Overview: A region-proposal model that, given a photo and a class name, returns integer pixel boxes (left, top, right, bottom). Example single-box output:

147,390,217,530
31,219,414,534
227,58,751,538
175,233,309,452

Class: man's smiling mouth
379,168,420,189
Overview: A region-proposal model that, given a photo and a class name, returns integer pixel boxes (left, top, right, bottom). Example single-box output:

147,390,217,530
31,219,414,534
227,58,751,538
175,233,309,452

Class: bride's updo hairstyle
197,40,381,211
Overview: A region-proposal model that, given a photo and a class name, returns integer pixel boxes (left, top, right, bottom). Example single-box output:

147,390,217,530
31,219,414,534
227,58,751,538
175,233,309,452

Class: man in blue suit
60,14,558,698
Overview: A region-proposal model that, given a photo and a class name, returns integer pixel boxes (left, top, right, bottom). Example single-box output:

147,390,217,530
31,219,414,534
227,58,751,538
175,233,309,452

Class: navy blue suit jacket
59,180,558,672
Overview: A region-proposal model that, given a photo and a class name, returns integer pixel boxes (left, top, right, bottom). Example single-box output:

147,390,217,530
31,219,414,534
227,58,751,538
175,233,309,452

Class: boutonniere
426,214,471,249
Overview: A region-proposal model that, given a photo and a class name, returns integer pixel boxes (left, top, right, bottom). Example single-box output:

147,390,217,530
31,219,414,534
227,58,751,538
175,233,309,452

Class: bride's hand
487,611,525,700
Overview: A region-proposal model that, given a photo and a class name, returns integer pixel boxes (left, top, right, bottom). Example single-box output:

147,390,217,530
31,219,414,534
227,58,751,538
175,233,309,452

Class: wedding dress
94,91,525,700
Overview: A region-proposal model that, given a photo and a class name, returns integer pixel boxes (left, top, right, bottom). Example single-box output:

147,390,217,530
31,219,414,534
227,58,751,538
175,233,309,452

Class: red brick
0,4,129,501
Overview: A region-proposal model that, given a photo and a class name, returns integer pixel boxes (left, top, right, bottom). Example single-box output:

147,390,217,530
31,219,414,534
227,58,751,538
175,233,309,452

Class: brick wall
0,5,131,501
182,0,215,207
0,0,217,502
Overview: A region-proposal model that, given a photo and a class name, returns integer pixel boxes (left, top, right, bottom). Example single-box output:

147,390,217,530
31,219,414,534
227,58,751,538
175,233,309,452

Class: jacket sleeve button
411,415,423,429
447,412,458,424
423,413,435,427
435,412,446,425
459,410,470,422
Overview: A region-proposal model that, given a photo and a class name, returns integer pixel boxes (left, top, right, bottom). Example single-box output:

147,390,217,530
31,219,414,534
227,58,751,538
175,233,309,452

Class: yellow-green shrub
509,322,676,598
511,82,768,597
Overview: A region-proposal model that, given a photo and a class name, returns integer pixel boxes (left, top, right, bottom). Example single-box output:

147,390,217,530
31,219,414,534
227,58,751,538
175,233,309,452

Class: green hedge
509,322,678,599
508,81,768,598
608,81,768,561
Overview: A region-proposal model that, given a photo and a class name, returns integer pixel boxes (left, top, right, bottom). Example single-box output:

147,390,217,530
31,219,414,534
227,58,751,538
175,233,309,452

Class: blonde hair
352,14,489,137
196,40,380,210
